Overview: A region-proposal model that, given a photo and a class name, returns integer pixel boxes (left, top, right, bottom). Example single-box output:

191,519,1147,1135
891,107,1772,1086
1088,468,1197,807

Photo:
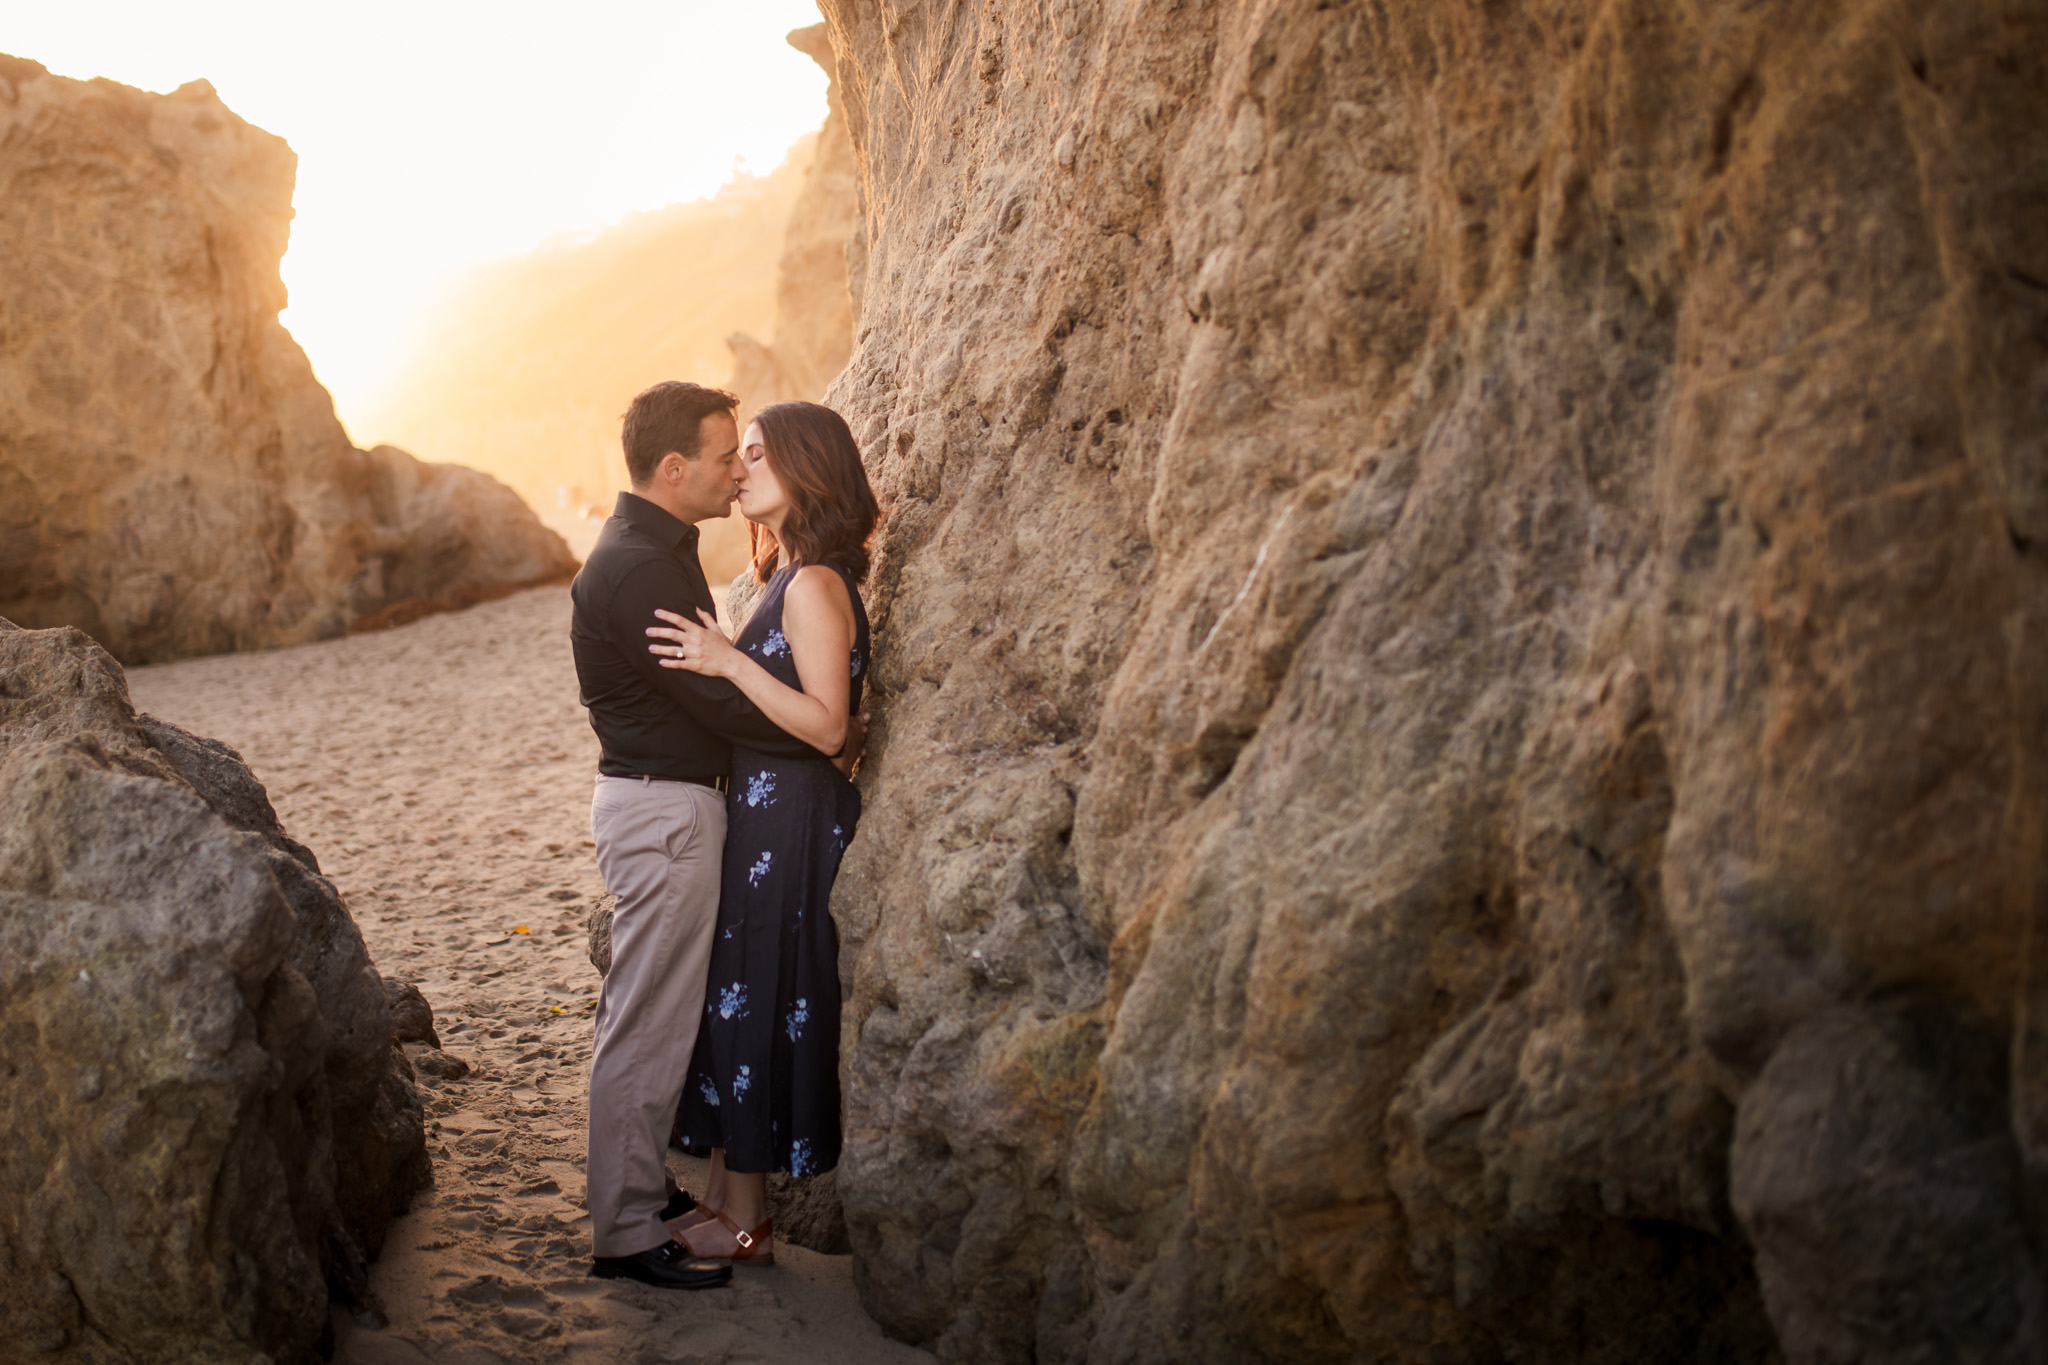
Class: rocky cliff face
0,618,428,1361
0,57,575,665
814,2,2048,1361
726,24,859,414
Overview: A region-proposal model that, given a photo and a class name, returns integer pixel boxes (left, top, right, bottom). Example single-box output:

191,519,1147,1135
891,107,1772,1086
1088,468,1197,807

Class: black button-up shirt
570,492,815,778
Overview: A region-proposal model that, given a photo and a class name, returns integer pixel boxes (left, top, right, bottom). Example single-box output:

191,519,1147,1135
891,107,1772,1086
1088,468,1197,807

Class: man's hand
832,710,871,777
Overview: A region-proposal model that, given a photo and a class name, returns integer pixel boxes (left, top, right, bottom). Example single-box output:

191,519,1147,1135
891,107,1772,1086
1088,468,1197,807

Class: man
570,381,840,1290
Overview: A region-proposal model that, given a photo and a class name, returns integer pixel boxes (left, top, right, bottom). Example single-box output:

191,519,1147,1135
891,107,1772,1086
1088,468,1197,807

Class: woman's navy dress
676,563,867,1177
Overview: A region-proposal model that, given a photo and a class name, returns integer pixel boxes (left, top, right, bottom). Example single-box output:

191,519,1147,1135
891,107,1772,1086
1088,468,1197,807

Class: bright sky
8,1,830,434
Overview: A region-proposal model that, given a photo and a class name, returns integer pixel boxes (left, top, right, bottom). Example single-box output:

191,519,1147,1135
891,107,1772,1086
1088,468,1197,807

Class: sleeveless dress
675,563,868,1176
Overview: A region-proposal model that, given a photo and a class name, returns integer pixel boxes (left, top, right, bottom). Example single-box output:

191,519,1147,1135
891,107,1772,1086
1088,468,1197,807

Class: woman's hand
646,607,740,677
832,710,871,778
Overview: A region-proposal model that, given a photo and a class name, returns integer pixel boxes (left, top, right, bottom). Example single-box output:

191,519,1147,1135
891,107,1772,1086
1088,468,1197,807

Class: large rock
811,2,2048,1361
0,57,576,664
725,24,859,413
0,617,430,1361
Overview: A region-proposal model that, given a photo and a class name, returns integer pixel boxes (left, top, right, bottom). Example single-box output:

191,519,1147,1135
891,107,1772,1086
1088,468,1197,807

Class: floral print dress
675,563,868,1177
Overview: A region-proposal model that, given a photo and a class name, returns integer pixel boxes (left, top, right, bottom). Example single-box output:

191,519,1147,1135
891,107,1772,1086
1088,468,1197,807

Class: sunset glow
7,0,830,435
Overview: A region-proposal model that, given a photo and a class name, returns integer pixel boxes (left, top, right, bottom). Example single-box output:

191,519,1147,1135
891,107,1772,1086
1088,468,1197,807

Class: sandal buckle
736,1229,755,1250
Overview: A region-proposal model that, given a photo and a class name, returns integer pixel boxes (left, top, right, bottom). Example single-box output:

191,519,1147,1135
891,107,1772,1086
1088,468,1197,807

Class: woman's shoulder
785,563,856,612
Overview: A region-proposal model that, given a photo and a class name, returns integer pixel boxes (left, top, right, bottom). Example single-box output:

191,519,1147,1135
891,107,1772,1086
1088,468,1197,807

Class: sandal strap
712,1207,773,1252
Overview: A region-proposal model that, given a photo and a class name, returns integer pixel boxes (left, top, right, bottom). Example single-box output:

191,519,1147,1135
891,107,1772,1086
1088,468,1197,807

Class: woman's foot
660,1187,718,1236
665,1203,717,1235
676,1208,775,1265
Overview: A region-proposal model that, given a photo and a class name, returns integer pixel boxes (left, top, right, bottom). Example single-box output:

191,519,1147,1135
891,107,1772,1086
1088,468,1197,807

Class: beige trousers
586,774,726,1258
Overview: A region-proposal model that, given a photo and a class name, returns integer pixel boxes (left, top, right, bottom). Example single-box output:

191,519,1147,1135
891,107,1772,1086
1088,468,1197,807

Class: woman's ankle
702,1149,728,1211
721,1174,768,1230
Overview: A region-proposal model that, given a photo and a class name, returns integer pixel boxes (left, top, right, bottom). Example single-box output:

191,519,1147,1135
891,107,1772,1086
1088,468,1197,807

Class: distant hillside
358,136,817,579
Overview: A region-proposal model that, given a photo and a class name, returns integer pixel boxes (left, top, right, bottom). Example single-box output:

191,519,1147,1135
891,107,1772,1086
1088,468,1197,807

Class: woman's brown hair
747,401,881,584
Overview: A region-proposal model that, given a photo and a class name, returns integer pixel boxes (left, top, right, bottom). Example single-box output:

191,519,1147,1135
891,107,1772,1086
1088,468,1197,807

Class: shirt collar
616,491,699,553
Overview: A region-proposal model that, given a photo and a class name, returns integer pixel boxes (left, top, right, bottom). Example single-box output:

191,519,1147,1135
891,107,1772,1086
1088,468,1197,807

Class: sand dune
126,586,928,1365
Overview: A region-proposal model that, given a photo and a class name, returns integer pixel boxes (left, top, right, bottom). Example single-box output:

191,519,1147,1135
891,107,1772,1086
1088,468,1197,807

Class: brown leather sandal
695,1208,774,1266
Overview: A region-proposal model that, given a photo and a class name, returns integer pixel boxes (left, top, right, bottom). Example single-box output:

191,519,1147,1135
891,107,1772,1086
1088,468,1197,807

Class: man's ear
660,451,686,483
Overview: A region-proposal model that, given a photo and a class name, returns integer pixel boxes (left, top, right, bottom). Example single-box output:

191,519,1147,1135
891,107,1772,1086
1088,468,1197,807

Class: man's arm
610,560,823,759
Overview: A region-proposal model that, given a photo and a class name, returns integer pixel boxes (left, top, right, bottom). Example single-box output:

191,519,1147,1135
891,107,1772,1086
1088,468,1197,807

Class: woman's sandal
683,1208,775,1266
667,1202,718,1233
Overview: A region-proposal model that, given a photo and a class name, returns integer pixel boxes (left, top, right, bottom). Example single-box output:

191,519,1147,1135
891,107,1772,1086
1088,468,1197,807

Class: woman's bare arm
647,566,854,754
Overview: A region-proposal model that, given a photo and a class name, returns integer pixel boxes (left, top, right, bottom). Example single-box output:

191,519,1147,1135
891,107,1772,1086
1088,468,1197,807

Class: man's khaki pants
586,774,726,1258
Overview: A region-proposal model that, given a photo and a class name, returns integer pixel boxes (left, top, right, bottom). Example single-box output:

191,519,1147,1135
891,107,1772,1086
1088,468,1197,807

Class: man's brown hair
621,381,738,486
747,402,881,584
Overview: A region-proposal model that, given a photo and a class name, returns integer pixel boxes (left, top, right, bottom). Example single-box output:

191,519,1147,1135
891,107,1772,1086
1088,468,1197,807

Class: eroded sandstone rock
586,891,617,978
725,24,859,414
811,2,2048,1361
0,616,429,1361
384,976,443,1051
768,1168,852,1256
0,57,576,664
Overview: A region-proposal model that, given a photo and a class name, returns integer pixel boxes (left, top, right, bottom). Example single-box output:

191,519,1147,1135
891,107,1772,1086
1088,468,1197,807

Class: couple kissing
568,381,878,1290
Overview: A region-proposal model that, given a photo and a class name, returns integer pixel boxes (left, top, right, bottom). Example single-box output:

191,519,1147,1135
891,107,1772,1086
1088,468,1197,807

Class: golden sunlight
358,142,818,568
9,0,829,441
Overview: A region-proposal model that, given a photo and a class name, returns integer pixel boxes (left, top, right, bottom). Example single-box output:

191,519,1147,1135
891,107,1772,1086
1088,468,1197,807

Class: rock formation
725,24,860,415
0,56,575,665
384,973,470,1079
0,617,429,1361
810,2,2048,1361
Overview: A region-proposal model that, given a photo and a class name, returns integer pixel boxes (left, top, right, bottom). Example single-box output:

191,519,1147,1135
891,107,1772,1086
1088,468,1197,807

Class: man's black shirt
570,492,815,778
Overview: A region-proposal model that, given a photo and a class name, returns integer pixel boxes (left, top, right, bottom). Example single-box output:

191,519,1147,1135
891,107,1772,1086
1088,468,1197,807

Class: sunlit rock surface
0,617,429,1361
815,2,2048,1361
726,23,859,414
0,57,574,664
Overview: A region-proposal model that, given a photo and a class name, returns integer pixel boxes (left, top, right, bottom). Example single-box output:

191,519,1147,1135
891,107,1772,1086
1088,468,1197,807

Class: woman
644,400,878,1264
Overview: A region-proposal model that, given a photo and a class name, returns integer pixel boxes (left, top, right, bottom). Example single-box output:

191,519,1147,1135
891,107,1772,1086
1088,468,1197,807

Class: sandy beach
127,585,930,1365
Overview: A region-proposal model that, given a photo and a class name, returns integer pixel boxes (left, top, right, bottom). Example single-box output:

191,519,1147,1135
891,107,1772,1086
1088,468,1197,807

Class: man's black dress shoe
590,1240,732,1290
661,1189,697,1221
